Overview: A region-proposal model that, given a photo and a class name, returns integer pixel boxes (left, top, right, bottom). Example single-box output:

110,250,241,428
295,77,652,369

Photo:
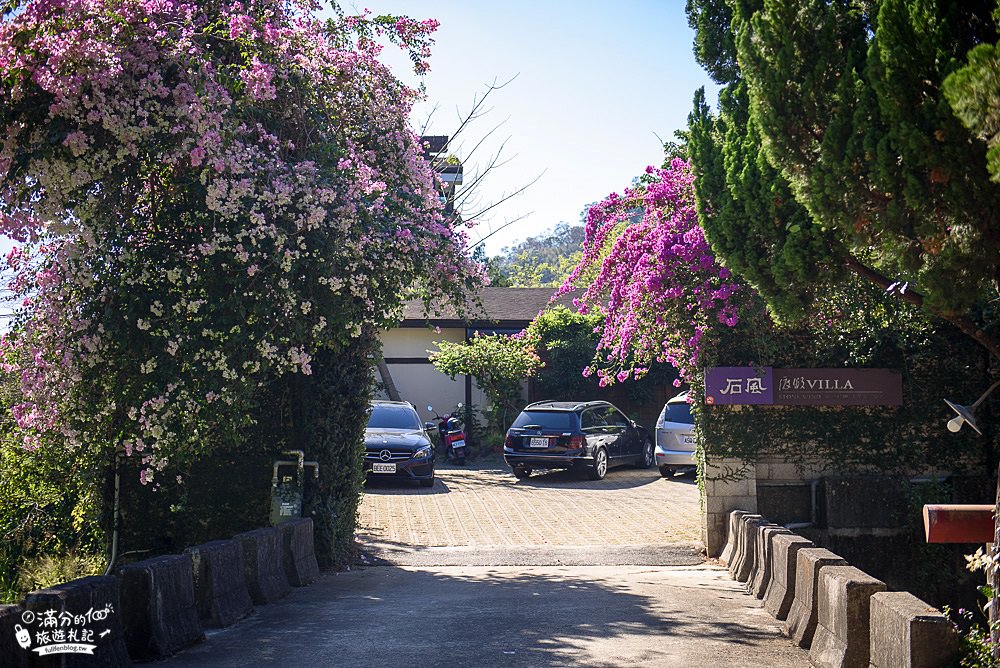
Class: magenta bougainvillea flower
0,0,482,483
558,159,740,387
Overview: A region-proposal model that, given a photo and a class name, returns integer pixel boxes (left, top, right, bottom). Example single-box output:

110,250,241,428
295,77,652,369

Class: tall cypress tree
687,0,1000,359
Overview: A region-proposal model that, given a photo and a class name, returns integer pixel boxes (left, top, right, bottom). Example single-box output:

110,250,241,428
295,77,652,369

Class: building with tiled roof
378,287,578,419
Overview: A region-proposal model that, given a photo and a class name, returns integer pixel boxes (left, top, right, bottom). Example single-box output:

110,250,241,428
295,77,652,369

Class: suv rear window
664,402,693,425
511,410,577,430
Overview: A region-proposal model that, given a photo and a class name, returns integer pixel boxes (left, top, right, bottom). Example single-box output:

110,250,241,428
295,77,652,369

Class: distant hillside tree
496,223,585,287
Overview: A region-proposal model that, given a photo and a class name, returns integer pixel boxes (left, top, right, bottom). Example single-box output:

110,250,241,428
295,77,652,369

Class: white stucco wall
378,326,490,423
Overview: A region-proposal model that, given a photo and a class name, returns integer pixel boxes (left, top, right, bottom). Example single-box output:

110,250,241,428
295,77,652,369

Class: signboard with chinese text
705,367,773,405
705,367,902,406
773,368,902,406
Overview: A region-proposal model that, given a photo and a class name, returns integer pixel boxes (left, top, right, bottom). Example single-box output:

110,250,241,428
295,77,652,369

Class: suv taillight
504,434,514,449
566,435,585,450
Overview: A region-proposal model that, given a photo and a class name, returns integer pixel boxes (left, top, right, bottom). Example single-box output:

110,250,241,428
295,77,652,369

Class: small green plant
947,590,999,667
17,551,104,596
949,546,1000,667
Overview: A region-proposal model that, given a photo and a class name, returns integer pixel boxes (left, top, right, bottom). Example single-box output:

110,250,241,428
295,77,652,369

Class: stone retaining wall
1,520,322,667
721,510,958,667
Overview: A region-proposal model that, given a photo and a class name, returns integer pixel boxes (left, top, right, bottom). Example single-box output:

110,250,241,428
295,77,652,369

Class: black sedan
364,401,435,487
503,400,654,480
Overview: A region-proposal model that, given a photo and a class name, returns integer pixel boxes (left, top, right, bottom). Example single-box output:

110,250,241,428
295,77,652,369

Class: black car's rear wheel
636,438,654,469
588,447,608,480
513,465,532,479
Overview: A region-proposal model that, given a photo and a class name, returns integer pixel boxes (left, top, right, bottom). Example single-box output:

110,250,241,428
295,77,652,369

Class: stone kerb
869,591,958,668
785,547,847,648
185,539,254,628
23,575,131,666
1,604,29,668
278,518,321,586
764,533,815,620
118,554,204,660
749,525,791,599
731,515,765,583
719,510,749,567
808,566,886,668
237,527,291,604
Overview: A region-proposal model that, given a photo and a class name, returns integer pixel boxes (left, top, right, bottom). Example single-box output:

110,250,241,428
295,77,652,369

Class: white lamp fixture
944,379,1000,435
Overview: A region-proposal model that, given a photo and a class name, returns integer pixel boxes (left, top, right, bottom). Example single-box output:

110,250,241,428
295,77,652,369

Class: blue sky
365,0,719,255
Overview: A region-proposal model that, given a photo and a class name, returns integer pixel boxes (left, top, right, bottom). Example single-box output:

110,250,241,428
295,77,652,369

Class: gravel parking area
357,459,701,552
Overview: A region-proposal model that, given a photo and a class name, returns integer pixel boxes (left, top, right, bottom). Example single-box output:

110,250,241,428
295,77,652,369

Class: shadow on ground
158,564,802,667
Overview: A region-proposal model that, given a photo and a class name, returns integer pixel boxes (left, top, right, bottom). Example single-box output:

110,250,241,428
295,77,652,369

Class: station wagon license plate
681,435,696,445
528,437,549,448
372,463,396,473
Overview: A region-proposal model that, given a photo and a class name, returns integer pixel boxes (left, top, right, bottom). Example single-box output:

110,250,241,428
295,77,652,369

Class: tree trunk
377,359,401,402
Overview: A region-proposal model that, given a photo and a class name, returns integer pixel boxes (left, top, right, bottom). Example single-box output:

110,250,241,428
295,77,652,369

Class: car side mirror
424,422,435,431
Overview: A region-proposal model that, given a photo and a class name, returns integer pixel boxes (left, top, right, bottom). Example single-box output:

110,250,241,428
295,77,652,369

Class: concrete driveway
160,460,809,666
358,460,702,554
161,564,808,667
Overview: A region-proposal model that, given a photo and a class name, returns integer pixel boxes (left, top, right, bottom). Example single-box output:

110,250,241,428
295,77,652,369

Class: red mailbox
923,504,995,543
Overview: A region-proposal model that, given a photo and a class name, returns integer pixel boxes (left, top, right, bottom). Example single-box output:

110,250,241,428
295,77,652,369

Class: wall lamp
944,379,1000,435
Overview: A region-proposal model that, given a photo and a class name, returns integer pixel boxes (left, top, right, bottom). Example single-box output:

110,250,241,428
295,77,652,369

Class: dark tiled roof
400,287,580,325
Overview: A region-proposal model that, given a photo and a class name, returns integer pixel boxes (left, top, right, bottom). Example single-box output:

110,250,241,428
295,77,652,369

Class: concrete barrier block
118,554,204,660
731,515,765,583
869,592,958,668
764,533,814,620
809,566,885,668
237,528,291,604
719,510,749,567
279,518,320,586
749,525,791,599
23,575,131,666
1,604,30,668
185,540,254,628
784,547,847,648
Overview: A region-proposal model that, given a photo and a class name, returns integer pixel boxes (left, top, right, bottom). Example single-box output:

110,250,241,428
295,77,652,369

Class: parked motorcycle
426,404,467,465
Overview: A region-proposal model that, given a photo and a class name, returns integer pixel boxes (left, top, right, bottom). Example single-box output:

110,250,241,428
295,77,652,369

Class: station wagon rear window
511,410,576,430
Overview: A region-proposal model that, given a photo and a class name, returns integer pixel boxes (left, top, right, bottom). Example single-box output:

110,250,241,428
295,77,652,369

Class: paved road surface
357,461,702,550
160,461,809,666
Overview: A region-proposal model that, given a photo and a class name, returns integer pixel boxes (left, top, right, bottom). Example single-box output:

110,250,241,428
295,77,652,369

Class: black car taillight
504,434,514,449
566,435,585,450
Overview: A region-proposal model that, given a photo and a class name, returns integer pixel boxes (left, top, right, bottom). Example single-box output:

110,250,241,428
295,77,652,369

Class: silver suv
654,392,696,478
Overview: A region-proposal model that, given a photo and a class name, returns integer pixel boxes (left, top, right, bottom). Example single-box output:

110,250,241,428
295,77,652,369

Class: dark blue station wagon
503,401,653,480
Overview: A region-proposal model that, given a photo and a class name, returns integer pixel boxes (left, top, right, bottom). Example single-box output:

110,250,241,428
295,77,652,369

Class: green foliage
494,223,586,287
429,333,542,432
17,551,104,596
948,596,1000,667
945,41,1000,183
688,84,835,322
118,338,373,569
0,372,105,602
686,0,1000,358
526,306,604,399
697,280,997,474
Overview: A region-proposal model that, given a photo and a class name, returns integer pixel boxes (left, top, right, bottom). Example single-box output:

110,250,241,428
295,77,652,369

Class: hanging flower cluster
558,158,739,387
0,0,483,483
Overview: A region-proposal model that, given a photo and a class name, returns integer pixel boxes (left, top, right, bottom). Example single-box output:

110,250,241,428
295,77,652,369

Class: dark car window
664,401,693,425
600,406,630,428
511,410,576,430
581,408,604,430
367,404,421,430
